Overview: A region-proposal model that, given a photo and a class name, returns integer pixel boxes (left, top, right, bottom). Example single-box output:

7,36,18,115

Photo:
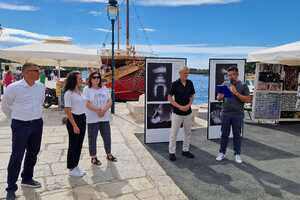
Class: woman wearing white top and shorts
64,71,87,177
83,71,117,165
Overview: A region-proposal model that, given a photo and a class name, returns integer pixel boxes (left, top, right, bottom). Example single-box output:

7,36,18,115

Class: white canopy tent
248,41,300,65
0,38,102,70
0,38,102,108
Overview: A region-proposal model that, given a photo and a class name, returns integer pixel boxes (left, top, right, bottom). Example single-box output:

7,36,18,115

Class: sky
0,0,300,68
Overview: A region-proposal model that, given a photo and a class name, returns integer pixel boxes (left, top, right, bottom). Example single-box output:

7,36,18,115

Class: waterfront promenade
0,105,187,200
1,103,300,200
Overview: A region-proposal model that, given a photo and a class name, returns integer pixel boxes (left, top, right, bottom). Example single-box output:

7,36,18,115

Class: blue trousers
219,114,243,155
6,119,43,192
87,121,112,156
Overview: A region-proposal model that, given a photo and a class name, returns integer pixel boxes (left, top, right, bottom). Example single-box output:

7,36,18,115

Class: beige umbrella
0,38,102,107
0,38,102,74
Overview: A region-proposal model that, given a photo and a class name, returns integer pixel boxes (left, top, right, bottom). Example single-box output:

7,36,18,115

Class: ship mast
126,0,130,53
117,6,121,51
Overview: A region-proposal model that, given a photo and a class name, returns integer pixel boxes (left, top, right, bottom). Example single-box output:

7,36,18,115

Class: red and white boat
100,0,147,101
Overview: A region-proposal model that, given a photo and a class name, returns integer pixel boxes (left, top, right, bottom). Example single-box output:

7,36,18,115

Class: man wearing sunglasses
2,63,45,200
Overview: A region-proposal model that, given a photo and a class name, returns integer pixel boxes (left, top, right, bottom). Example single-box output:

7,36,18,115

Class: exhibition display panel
208,59,246,139
144,57,187,143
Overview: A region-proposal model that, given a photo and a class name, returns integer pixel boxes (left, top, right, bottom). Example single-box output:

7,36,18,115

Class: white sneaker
235,155,243,164
216,153,225,161
69,167,86,177
76,167,86,176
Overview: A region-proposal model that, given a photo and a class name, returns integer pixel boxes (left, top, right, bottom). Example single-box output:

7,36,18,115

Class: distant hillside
189,68,209,75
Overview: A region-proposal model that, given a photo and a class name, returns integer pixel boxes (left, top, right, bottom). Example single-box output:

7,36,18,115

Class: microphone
230,80,237,86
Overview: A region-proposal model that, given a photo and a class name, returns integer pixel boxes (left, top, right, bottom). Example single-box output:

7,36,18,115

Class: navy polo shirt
169,79,195,116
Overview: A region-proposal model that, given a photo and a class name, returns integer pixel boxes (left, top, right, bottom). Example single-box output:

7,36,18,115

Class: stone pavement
121,104,300,200
0,105,187,200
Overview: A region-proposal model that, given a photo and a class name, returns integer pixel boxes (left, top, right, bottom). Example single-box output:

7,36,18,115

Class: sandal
107,155,117,162
91,157,102,166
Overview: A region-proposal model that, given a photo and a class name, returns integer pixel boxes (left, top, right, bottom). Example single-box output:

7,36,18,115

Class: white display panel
208,59,246,139
145,58,186,143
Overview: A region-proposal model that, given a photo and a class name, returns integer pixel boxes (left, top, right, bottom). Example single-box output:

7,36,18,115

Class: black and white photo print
147,63,172,102
147,103,173,129
210,102,223,126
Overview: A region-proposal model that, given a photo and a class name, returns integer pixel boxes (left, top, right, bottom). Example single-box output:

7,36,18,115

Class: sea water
189,74,208,105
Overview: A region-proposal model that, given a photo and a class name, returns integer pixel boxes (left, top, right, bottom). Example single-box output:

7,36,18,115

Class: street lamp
107,0,118,114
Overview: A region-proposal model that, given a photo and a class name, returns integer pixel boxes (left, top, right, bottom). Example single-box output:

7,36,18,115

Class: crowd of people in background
0,65,49,101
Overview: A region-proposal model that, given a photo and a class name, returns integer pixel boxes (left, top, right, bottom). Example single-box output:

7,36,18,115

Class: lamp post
107,0,118,114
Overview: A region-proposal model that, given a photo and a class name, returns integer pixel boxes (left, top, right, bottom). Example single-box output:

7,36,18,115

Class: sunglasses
92,76,101,80
27,69,40,73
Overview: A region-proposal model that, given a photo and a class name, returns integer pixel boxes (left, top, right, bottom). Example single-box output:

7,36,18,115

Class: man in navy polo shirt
168,66,195,161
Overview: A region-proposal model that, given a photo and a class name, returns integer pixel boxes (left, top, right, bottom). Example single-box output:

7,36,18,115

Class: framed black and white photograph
147,103,172,129
215,64,238,100
147,63,172,102
209,102,222,126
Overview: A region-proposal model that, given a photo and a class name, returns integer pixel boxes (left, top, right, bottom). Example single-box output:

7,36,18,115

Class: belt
12,118,42,123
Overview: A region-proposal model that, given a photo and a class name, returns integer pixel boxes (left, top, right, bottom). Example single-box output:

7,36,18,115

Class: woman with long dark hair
83,71,117,166
64,71,87,177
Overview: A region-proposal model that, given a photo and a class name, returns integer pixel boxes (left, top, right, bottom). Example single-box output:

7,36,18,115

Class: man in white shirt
1,63,45,200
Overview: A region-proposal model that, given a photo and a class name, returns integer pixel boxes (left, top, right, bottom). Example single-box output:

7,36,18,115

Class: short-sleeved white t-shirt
83,86,111,123
64,90,86,115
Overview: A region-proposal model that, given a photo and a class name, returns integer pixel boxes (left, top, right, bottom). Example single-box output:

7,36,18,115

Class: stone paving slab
0,107,188,200
117,101,300,200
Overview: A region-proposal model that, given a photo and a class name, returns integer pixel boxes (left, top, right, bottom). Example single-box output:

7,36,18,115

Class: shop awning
248,41,300,65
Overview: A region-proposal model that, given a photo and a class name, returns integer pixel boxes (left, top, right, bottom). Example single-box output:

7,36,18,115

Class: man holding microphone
216,66,251,164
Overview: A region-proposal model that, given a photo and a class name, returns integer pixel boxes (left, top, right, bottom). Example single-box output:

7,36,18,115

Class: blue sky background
0,0,299,68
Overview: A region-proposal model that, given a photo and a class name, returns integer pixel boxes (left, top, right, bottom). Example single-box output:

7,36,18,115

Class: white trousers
169,113,193,154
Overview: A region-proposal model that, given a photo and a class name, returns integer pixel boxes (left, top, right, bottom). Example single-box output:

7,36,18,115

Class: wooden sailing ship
101,0,146,101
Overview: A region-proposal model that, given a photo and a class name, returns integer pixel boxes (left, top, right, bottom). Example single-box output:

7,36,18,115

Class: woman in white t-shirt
83,71,117,165
64,71,87,177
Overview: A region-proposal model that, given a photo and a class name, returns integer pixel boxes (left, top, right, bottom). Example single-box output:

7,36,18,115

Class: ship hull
106,70,144,101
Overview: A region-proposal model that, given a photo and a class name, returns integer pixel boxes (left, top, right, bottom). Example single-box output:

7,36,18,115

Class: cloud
81,43,266,68
0,2,39,11
94,28,112,33
139,28,156,32
141,44,265,67
88,10,102,16
0,27,71,46
134,44,265,55
65,0,240,6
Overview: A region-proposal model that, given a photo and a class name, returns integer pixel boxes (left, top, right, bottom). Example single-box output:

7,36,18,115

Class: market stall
248,41,300,122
